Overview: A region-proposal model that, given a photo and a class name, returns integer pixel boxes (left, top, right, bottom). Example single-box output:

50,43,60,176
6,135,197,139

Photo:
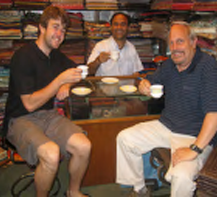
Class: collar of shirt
110,36,128,51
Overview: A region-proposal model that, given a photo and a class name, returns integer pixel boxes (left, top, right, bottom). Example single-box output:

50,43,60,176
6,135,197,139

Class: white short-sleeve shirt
87,36,144,76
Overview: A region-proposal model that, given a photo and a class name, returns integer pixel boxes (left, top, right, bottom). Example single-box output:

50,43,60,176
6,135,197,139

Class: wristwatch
189,144,203,154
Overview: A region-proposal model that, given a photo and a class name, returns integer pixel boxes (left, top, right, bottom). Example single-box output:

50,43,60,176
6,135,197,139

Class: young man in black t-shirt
4,6,91,197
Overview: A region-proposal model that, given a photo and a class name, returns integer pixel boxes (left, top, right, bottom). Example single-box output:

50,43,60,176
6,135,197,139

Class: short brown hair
40,5,71,29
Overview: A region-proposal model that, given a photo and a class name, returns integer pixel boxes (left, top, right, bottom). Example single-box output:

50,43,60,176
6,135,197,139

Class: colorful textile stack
151,0,172,10
23,12,40,40
194,0,217,11
0,67,9,89
0,0,12,9
0,40,14,66
138,12,169,41
14,0,50,9
0,11,22,39
84,21,111,39
60,39,86,64
130,38,155,63
119,0,151,9
139,21,153,38
23,24,38,39
66,12,84,39
127,22,143,38
86,0,118,10
172,0,194,10
0,93,8,131
190,16,217,59
50,0,84,9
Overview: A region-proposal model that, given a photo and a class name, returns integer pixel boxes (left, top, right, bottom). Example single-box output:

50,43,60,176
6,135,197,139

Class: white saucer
71,87,92,96
101,77,119,84
119,85,137,93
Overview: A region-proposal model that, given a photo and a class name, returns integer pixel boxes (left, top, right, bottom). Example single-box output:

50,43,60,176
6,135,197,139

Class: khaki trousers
116,120,212,197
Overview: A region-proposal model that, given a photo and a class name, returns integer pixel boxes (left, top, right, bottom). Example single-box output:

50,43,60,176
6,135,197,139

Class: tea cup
110,51,120,61
150,84,163,98
77,65,88,79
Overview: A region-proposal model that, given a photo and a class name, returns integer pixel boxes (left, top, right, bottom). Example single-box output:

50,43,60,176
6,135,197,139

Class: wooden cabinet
74,115,160,186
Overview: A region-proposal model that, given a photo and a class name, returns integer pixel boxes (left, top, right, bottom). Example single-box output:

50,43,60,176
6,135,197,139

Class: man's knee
170,165,196,189
67,133,91,157
37,141,60,171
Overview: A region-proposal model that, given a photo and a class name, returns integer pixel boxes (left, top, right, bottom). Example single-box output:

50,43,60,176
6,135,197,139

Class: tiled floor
0,160,170,197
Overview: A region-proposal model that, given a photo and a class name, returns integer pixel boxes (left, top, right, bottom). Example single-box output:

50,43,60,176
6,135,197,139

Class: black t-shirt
3,41,77,134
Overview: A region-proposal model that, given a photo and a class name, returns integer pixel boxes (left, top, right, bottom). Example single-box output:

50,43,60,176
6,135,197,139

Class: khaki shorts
7,109,83,165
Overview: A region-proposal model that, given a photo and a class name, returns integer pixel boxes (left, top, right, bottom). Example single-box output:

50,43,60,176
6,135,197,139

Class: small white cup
77,65,88,79
150,84,163,99
110,51,120,61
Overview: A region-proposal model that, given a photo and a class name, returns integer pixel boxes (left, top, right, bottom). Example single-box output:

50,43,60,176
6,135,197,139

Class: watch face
190,144,203,154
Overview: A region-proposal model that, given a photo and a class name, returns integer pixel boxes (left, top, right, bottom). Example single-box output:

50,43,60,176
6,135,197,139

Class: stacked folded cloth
130,39,155,63
66,12,84,39
0,66,9,89
139,20,168,41
119,0,151,9
0,0,13,9
138,11,169,40
172,0,194,10
23,24,38,39
127,22,143,38
151,0,172,10
86,0,118,10
197,147,217,196
23,12,41,40
60,39,85,64
0,92,9,133
190,17,217,58
14,0,50,9
139,21,153,38
0,11,22,39
0,40,26,67
50,0,84,9
0,40,14,66
194,0,217,11
84,21,111,39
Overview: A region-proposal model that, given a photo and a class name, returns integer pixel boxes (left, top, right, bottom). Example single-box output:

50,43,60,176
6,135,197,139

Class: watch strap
190,144,203,154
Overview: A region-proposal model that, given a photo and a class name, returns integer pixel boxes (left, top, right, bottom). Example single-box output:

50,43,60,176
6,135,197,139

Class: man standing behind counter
87,12,144,76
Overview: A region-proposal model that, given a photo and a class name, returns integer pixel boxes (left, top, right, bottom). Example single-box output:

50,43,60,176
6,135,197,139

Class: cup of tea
77,65,88,79
110,51,120,61
150,84,163,98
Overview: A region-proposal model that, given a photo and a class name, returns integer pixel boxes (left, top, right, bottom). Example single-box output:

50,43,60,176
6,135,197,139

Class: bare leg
34,141,60,197
66,133,91,197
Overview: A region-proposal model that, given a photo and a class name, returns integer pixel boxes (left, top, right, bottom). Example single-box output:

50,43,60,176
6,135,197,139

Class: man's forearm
88,56,101,75
194,112,217,149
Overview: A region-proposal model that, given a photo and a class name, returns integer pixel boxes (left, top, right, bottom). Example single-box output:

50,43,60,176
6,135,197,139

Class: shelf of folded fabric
0,10,22,40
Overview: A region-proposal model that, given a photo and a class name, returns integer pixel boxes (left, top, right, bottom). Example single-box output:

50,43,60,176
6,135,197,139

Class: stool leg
11,172,35,197
11,171,61,197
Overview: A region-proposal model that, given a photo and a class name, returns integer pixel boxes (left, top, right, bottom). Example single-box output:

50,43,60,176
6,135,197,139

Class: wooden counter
73,114,160,186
